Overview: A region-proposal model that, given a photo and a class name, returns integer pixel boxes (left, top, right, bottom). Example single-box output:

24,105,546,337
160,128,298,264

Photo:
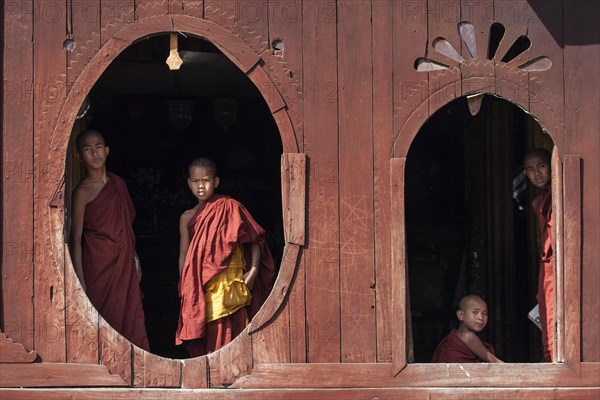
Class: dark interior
406,95,552,363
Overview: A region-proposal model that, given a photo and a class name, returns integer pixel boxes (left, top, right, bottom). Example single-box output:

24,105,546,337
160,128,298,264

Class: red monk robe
176,194,275,355
431,329,496,363
82,172,150,351
535,187,554,362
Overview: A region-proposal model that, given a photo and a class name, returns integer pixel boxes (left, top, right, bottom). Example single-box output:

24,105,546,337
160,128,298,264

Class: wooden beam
390,158,407,375
247,244,300,335
0,364,127,387
1,387,599,400
0,332,37,363
281,154,306,245
231,362,600,388
563,155,582,373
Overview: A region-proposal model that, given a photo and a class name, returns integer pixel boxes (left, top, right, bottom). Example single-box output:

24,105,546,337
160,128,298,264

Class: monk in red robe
176,158,274,357
524,148,554,362
432,295,502,363
70,130,150,351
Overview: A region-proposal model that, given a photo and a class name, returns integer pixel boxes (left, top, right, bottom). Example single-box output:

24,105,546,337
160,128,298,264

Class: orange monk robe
535,187,554,362
82,172,150,351
431,329,496,363
176,194,275,353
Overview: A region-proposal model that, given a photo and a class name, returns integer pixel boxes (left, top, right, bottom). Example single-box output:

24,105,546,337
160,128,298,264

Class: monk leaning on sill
432,294,503,363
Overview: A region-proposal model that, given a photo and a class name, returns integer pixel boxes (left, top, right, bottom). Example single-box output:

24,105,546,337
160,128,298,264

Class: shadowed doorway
406,95,553,363
69,34,284,358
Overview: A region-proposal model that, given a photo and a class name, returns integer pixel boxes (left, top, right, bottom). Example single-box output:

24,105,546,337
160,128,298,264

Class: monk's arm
178,212,191,276
134,251,142,282
69,188,87,291
460,331,503,363
243,242,261,289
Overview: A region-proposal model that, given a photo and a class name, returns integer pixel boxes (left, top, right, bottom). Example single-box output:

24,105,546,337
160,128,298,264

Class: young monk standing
176,158,275,356
432,295,503,363
70,129,149,351
524,148,554,362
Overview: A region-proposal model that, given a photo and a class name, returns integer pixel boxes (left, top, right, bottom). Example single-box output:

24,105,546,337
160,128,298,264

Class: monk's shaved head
76,129,105,152
524,148,551,165
188,157,217,177
458,294,487,311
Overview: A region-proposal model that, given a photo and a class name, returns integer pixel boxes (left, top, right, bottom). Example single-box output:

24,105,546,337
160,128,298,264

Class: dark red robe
82,172,149,351
431,329,496,363
535,187,554,362
176,194,275,355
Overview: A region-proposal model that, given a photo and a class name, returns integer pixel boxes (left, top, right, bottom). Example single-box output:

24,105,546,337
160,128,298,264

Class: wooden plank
551,148,564,363
204,0,268,54
272,108,299,153
249,251,295,364
112,15,172,43
288,250,306,363
2,387,599,400
250,314,290,364
563,0,600,363
100,0,136,46
67,0,101,90
0,332,37,363
460,0,493,64
372,0,393,363
425,0,462,113
181,356,208,388
302,0,340,363
280,154,306,245
0,363,127,387
232,362,600,388
390,159,407,374
264,0,304,145
99,319,132,385
524,0,564,143
248,244,300,335
493,0,530,68
169,0,204,17
134,0,169,20
133,349,182,388
563,156,581,373
337,0,376,364
392,0,429,158
2,0,34,351
207,330,252,387
33,0,68,363
245,65,286,113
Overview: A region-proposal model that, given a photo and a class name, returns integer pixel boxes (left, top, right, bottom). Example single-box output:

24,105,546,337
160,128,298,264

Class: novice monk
70,129,150,351
432,295,503,363
176,158,275,356
524,148,554,362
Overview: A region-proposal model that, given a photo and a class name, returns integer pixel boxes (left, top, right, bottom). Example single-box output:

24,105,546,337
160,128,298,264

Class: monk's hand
243,266,258,290
134,255,142,282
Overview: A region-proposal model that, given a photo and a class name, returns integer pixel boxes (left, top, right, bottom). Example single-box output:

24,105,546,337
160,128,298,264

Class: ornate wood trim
0,332,37,363
0,363,127,387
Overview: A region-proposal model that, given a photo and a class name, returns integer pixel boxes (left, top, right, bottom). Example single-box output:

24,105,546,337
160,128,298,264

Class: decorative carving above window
415,22,552,73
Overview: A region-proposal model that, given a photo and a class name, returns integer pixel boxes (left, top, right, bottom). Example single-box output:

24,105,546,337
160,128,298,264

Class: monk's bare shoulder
180,206,199,226
72,180,96,207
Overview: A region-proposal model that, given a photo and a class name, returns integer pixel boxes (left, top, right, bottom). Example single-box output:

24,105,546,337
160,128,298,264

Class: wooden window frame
390,149,584,383
46,16,305,387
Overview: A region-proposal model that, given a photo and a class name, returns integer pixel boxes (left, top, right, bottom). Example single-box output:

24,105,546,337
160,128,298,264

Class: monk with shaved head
432,295,503,363
524,148,554,362
70,129,149,351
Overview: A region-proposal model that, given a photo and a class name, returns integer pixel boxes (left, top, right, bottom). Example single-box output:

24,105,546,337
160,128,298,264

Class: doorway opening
68,34,284,358
406,95,553,363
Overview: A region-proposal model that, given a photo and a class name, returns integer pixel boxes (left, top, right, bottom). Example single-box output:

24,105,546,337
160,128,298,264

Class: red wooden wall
1,0,599,398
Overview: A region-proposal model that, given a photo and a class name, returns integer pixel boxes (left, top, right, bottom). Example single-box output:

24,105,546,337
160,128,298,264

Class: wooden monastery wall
1,0,599,399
